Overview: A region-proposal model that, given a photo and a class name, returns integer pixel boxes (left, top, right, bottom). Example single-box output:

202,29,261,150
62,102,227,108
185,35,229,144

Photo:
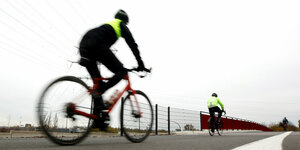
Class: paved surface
282,132,300,150
0,131,298,150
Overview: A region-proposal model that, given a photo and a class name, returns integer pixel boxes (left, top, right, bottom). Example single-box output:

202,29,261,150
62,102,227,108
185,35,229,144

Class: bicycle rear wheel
217,121,224,136
37,76,94,145
208,118,214,136
121,90,153,143
208,126,215,136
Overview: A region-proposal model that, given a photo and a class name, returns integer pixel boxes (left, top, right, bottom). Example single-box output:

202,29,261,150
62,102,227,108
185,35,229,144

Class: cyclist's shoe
92,111,110,131
92,120,109,131
92,120,101,130
99,111,110,131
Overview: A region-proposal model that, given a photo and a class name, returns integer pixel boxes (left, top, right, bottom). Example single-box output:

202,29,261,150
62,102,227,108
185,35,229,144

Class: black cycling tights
209,106,222,122
82,50,127,93
79,46,127,109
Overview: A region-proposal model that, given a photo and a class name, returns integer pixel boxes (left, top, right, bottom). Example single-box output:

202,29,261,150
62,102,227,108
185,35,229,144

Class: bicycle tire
208,129,215,136
121,90,153,143
208,124,215,136
37,76,94,145
217,121,224,136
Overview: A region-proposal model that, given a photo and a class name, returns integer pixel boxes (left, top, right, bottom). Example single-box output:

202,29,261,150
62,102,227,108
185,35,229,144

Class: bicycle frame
72,74,141,120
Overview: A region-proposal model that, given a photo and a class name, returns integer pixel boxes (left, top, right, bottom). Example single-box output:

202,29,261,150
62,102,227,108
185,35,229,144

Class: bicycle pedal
132,110,141,118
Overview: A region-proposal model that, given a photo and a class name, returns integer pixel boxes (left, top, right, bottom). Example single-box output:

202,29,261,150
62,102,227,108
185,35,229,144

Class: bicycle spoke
121,90,153,143
37,76,93,145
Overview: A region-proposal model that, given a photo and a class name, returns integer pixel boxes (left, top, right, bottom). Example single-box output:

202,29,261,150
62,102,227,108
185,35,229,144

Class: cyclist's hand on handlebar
222,110,226,114
127,67,151,78
136,65,145,72
136,66,151,73
141,67,151,73
136,67,151,73
136,58,151,72
137,59,145,71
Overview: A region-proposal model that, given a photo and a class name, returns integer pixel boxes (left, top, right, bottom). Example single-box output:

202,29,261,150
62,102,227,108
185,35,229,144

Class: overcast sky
0,0,299,127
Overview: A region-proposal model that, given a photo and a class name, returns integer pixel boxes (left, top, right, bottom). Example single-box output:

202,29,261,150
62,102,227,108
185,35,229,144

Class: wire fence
113,99,272,136
170,107,200,131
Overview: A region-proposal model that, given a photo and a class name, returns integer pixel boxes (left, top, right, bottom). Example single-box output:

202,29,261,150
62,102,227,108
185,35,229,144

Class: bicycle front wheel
37,76,94,145
121,90,153,143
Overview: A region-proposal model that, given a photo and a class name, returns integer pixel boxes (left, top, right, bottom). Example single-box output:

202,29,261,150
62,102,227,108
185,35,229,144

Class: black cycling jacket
81,22,142,61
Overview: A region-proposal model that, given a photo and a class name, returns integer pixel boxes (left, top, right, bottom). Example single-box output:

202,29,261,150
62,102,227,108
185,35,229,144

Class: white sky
0,0,299,127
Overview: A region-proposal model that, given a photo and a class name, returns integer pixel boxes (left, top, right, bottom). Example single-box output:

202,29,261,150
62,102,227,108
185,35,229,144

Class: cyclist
282,117,288,131
78,9,146,130
207,93,224,132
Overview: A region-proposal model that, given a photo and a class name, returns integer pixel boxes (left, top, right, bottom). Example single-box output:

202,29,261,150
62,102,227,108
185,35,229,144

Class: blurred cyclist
207,93,225,132
282,117,288,131
78,9,146,130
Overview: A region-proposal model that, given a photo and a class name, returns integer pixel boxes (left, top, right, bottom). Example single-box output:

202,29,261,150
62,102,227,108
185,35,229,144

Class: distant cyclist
207,93,225,132
282,117,288,131
78,9,147,130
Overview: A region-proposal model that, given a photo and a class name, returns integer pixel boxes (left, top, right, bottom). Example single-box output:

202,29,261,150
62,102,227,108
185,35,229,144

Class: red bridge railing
149,104,272,135
200,111,272,131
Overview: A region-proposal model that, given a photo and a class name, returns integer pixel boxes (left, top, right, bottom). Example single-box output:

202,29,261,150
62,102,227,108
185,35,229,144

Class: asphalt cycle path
0,131,298,150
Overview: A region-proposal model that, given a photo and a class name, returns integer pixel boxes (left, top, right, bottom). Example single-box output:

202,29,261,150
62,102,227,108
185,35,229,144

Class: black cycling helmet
212,93,218,97
115,9,129,25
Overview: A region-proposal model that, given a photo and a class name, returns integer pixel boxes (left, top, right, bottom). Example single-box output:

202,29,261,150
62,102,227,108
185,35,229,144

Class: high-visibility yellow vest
106,19,122,38
207,97,224,110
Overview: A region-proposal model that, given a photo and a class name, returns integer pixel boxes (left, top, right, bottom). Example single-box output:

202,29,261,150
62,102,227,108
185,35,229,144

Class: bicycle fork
128,91,142,118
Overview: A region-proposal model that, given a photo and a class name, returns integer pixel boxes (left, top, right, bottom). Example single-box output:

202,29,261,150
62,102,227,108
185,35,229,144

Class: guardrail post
155,104,158,135
241,119,243,130
248,121,250,130
226,117,228,131
242,119,244,130
239,119,241,130
247,120,249,130
200,111,203,131
120,98,124,136
232,118,234,131
168,106,170,135
240,119,242,130
237,119,240,130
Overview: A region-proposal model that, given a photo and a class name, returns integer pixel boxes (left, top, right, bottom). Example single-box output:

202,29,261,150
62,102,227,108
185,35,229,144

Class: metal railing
120,100,272,136
152,105,271,135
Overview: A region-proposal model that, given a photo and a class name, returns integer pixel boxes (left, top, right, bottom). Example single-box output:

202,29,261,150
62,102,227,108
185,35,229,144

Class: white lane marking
232,131,292,150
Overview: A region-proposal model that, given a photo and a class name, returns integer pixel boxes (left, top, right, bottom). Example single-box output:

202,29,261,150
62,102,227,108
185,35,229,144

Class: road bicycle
283,123,287,131
208,111,226,136
37,67,153,145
